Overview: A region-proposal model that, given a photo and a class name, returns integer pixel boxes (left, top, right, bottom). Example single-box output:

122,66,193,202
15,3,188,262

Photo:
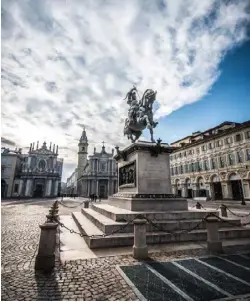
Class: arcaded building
170,121,250,201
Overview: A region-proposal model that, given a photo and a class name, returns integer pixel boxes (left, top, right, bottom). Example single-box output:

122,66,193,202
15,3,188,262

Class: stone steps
72,210,250,249
81,207,241,234
90,203,219,222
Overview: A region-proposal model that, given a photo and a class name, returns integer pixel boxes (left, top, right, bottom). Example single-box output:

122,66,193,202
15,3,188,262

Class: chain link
58,199,88,209
54,214,143,238
222,204,250,218
205,212,250,227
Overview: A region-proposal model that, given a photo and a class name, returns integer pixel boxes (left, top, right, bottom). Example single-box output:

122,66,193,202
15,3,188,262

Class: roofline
170,121,238,145
171,120,250,152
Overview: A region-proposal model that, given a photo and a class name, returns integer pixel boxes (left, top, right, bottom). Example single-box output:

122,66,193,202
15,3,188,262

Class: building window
198,161,203,171
201,145,206,151
219,156,225,168
171,167,174,176
204,160,209,170
190,163,194,172
82,147,85,151
14,184,19,193
208,143,213,149
180,165,183,174
246,149,250,161
216,140,223,147
196,148,200,154
184,164,188,173
175,167,178,175
194,162,199,172
183,151,187,157
211,158,217,169
225,137,232,144
235,134,242,142
38,159,46,171
245,131,250,139
237,151,243,163
179,153,182,158
228,153,235,166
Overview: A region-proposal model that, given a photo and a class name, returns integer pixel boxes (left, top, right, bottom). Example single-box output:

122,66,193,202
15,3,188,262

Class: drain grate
118,253,250,301
120,264,184,301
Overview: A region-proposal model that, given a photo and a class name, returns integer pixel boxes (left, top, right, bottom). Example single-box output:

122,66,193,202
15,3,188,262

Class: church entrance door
99,185,106,198
34,184,44,198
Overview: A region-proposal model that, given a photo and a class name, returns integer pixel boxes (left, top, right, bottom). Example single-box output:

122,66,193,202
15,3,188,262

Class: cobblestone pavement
1,198,250,301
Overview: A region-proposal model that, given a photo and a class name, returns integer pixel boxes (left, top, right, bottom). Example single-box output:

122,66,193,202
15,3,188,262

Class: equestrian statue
123,86,158,143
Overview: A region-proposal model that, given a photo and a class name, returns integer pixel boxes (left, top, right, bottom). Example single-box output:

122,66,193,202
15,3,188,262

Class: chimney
32,142,35,150
56,145,58,154
36,141,39,150
29,143,32,152
53,144,55,153
49,142,52,151
112,148,114,155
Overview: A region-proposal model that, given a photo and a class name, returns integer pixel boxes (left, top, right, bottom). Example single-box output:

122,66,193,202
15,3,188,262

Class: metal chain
54,214,143,238
222,204,250,218
58,199,87,209
54,209,250,240
143,214,210,235
206,212,250,227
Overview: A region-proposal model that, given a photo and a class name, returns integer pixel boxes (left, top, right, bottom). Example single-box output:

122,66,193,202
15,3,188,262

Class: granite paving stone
2,198,250,301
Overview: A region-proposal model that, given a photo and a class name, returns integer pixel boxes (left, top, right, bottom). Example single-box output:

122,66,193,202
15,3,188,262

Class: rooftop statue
123,86,158,143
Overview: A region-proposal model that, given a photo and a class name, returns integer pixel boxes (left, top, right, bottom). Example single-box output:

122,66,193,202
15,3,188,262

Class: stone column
172,185,177,195
27,156,31,169
209,183,215,201
96,179,99,195
221,181,232,199
19,179,24,196
25,179,32,197
133,219,148,260
242,180,250,199
54,180,59,197
181,184,187,198
87,180,90,196
46,179,52,197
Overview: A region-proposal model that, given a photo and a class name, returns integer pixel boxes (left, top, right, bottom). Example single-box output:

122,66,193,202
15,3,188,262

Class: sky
1,0,250,182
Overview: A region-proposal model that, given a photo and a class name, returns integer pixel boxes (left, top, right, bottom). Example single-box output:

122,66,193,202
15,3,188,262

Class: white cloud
1,0,249,181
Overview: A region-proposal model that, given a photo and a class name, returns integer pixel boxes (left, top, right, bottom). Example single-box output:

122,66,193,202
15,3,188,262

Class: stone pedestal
220,205,228,217
35,222,58,272
206,217,223,254
108,142,188,211
133,219,148,260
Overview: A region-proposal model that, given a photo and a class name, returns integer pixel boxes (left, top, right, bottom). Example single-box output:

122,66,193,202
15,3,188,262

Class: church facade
68,129,118,198
1,142,63,199
19,142,63,198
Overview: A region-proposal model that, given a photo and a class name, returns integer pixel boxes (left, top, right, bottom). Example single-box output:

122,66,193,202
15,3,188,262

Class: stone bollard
196,202,201,209
133,219,148,260
220,205,228,217
206,216,223,254
84,201,89,208
35,222,58,272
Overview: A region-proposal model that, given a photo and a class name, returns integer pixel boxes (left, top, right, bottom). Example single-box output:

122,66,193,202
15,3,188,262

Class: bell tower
78,127,88,176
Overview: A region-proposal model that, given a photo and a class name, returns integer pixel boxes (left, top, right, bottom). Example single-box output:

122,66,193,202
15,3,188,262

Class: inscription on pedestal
119,161,136,187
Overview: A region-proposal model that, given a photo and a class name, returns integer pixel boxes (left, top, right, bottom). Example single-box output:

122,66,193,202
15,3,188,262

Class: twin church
66,129,118,198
